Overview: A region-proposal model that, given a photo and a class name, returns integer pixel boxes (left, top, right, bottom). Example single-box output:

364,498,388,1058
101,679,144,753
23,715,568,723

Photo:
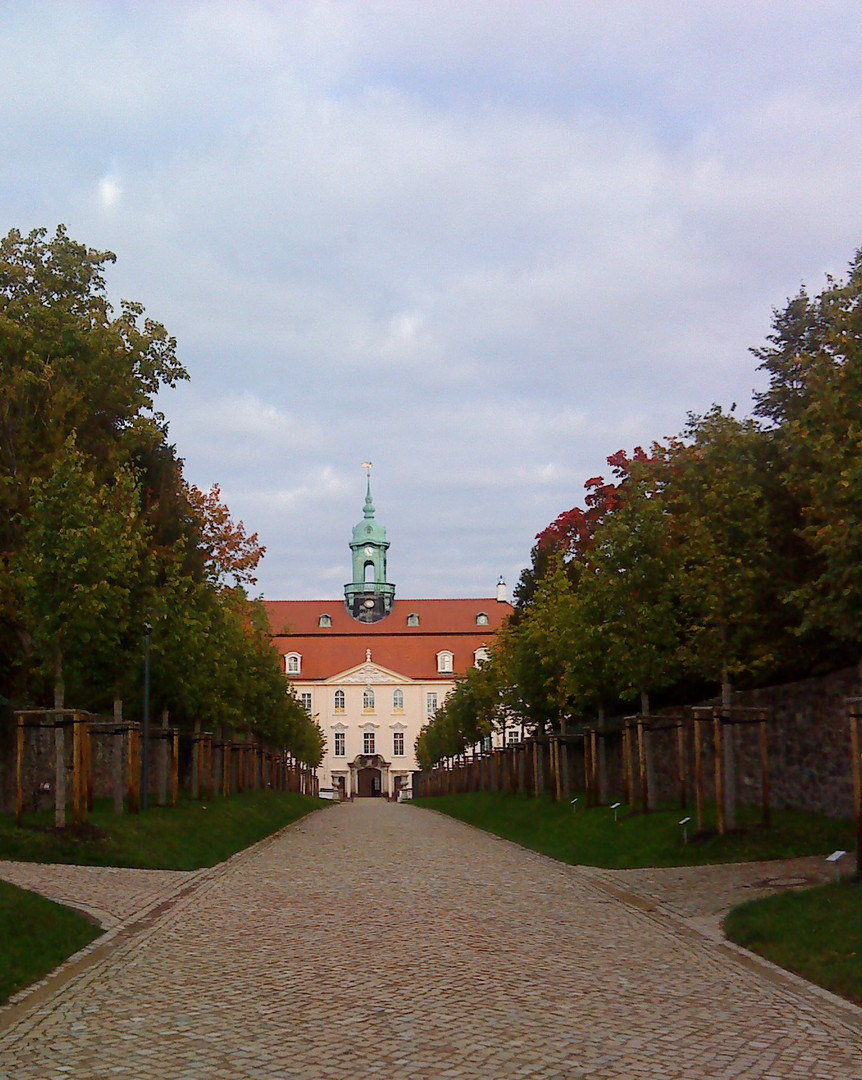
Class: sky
3,1,862,601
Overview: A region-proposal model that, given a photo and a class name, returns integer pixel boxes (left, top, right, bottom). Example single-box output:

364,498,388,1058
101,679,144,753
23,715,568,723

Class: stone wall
630,664,861,819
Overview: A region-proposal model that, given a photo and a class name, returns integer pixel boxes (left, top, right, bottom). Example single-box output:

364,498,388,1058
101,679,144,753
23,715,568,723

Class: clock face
364,546,374,556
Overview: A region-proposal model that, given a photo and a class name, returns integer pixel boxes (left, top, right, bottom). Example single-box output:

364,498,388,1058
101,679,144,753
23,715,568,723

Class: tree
16,437,148,708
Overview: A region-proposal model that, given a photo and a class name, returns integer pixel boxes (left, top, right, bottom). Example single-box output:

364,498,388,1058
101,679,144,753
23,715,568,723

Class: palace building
264,472,512,798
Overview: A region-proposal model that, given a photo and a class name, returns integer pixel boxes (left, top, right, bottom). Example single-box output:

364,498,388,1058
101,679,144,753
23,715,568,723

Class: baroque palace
265,470,512,798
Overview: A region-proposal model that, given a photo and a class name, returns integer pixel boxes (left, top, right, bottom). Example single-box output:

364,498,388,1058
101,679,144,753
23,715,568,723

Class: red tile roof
264,597,512,682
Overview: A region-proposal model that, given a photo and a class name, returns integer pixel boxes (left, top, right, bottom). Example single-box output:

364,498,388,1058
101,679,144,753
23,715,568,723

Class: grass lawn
724,882,862,1005
0,880,102,1004
0,789,325,870
412,791,855,868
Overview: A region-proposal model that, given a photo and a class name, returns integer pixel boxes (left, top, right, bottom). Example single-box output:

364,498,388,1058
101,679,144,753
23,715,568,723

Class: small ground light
826,850,847,883
679,816,691,844
571,797,578,813
611,801,621,823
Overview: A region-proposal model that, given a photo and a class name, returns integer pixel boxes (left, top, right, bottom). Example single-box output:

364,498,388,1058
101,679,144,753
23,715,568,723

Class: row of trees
417,247,862,769
1,226,323,765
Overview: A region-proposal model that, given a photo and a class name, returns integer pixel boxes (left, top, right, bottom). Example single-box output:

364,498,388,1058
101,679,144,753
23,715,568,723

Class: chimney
496,575,507,603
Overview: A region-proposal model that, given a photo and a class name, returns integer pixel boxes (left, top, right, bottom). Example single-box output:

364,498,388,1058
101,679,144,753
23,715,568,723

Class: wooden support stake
637,719,648,814
71,716,82,828
850,711,862,878
713,712,725,836
128,728,140,814
54,720,66,829
172,731,179,806
15,717,24,826
677,720,686,810
693,717,703,834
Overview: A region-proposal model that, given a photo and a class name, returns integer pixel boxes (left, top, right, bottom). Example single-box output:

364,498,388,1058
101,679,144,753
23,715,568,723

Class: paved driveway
0,800,860,1078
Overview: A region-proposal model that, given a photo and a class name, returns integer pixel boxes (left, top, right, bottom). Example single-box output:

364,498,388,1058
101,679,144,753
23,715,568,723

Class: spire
362,461,375,519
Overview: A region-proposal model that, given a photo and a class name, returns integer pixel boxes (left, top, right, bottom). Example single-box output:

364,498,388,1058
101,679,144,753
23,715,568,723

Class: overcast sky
4,1,862,601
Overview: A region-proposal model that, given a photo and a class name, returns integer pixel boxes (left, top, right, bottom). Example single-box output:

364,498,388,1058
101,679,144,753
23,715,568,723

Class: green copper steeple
344,464,395,622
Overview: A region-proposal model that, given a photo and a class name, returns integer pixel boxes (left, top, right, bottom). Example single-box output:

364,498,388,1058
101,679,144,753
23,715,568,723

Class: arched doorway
357,767,382,798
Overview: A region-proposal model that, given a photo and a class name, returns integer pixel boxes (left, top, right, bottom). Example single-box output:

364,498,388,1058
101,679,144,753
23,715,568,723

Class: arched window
407,612,419,626
285,653,301,675
363,688,375,711
392,688,404,712
319,613,332,627
334,689,345,713
474,646,491,667
364,561,375,583
437,651,454,674
476,612,489,626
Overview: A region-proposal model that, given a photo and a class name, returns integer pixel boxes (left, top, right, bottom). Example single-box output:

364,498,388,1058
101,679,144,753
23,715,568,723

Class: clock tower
344,466,395,622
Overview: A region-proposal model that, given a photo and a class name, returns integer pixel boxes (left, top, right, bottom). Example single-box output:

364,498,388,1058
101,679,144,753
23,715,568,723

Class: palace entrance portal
349,753,390,798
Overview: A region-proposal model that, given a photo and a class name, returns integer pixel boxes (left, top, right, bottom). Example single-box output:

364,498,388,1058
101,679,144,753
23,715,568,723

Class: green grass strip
724,882,862,1005
0,790,325,870
0,880,102,1004
413,791,855,868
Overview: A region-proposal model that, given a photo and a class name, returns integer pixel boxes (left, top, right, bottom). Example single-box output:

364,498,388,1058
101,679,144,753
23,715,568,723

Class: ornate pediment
339,663,402,685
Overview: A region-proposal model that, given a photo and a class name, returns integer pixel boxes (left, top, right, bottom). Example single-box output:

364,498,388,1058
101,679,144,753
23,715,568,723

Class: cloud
3,1,862,600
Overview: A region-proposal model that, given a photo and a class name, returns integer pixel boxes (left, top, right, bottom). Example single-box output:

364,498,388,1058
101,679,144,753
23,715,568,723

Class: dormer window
437,651,454,674
407,613,420,627
476,612,489,626
319,613,332,627
285,652,301,675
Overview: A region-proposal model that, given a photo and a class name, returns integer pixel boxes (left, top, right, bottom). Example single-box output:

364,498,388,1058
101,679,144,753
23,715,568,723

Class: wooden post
756,715,770,827
677,720,686,809
222,742,231,797
849,709,861,878
587,730,596,807
82,715,91,822
172,730,180,806
590,730,600,806
693,716,704,834
713,711,725,836
15,716,24,826
128,726,140,814
71,715,82,828
113,701,125,815
54,717,66,829
637,718,649,814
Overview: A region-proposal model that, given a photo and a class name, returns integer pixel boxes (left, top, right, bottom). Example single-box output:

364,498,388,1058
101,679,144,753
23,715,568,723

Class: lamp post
141,622,151,810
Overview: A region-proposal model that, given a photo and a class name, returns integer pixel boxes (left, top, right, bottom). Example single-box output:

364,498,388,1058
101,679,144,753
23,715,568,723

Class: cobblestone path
1,800,860,1079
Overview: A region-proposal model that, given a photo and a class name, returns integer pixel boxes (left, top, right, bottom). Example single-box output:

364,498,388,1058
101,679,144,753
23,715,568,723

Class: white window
506,727,520,745
319,613,331,627
392,688,404,712
393,731,405,756
363,731,376,755
363,688,375,712
300,692,312,714
474,646,491,667
426,692,438,717
285,653,301,675
334,731,346,757
476,612,489,626
334,689,345,713
407,612,420,626
437,651,454,674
